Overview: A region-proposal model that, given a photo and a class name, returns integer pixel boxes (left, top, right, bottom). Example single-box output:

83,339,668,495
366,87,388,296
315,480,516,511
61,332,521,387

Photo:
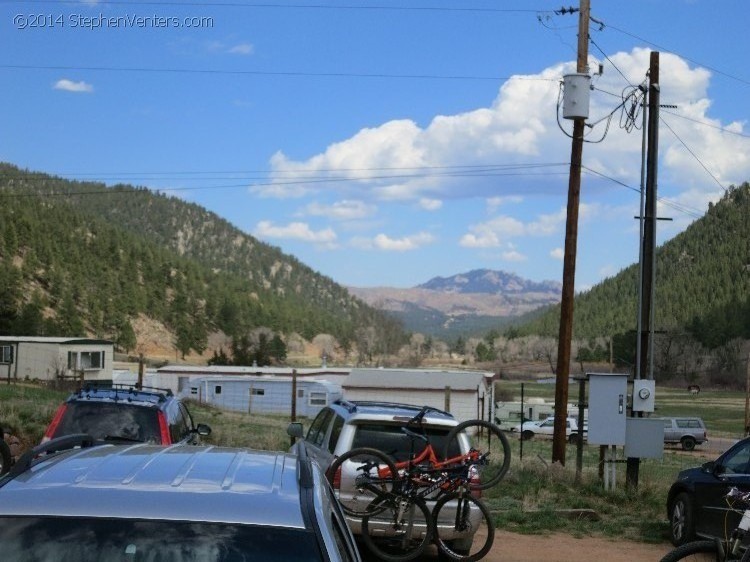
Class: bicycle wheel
326,447,399,518
361,494,433,562
659,540,724,562
433,492,494,562
443,420,510,490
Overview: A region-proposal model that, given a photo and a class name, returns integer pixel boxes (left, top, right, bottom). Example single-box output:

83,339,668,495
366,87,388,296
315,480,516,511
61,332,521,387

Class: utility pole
552,0,590,465
628,51,660,489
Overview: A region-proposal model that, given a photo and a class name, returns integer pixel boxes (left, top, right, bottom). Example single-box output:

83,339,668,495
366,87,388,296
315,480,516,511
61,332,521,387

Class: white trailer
184,376,342,418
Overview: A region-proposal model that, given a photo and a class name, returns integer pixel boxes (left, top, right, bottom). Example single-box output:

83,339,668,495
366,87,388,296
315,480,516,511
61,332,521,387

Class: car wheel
681,437,696,451
568,434,579,445
669,492,695,546
521,430,534,441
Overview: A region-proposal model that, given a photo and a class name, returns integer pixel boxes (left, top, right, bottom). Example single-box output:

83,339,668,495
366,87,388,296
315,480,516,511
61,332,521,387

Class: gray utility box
624,418,664,459
587,373,628,446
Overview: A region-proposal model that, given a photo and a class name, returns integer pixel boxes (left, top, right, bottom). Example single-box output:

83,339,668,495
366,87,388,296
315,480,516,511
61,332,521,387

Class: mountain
0,163,404,358
518,183,750,342
349,269,561,338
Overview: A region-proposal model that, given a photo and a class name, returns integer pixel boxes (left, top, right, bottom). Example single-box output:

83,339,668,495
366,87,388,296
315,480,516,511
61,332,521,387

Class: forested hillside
0,164,404,358
520,183,750,342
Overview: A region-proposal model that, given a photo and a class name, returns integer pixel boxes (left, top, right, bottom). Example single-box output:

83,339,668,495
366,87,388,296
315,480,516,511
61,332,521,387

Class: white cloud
460,207,568,248
53,79,93,93
487,195,523,211
419,198,443,211
301,200,376,220
599,264,618,278
502,249,527,262
254,221,337,245
228,43,254,55
550,247,565,261
372,232,435,251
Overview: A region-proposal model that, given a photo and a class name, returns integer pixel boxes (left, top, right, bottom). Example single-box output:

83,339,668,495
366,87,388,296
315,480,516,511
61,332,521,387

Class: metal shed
342,368,495,424
184,376,342,418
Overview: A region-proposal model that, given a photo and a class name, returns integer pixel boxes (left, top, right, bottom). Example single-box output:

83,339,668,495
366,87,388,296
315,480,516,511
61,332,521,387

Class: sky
1,0,749,290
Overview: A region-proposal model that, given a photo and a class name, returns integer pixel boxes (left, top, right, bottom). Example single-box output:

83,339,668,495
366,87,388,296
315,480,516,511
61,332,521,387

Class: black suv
43,385,211,445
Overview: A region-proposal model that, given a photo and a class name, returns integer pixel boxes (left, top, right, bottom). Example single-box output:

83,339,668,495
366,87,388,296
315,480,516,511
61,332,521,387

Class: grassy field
2,381,743,544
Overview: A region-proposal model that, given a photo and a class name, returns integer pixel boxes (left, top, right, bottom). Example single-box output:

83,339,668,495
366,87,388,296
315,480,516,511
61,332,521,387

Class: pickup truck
509,417,587,444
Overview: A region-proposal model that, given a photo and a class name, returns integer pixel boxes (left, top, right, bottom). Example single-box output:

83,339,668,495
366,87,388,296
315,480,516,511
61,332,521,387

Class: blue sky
2,1,748,290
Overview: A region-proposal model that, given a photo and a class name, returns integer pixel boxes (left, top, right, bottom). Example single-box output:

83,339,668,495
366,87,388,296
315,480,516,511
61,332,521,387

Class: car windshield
351,422,460,462
53,402,161,443
0,517,323,562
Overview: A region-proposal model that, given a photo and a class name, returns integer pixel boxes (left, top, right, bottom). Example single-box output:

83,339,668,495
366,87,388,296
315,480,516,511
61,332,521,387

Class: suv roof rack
74,384,173,403
332,399,358,413
346,401,453,418
8,434,96,479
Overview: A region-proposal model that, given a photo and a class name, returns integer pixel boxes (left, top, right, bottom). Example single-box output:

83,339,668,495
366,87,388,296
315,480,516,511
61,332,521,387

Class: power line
661,109,750,140
0,0,550,14
659,116,729,193
599,23,750,88
0,63,559,83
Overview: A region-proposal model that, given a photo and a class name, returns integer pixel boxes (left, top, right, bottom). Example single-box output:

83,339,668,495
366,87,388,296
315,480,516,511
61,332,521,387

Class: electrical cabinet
587,372,628,445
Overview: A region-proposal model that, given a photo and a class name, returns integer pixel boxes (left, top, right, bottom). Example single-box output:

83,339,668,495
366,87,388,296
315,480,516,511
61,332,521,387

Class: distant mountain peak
416,269,561,295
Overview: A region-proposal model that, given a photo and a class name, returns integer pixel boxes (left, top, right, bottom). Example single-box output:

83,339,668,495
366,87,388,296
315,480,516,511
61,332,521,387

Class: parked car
42,385,211,445
287,400,480,556
661,416,708,451
0,436,361,561
509,416,587,443
667,436,750,546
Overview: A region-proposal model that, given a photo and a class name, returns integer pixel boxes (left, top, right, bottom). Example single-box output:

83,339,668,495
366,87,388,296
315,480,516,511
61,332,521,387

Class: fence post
290,369,298,448
444,386,451,413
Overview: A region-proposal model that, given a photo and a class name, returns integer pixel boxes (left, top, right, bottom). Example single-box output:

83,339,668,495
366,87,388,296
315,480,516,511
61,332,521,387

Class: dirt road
361,530,673,561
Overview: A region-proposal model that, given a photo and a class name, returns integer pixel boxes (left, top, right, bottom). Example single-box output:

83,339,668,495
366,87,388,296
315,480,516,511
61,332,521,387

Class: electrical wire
659,116,729,193
661,110,750,140
0,62,559,83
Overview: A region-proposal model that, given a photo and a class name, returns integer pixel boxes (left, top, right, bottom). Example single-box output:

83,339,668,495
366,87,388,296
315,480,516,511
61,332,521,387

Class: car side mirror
195,423,212,437
701,460,716,473
287,422,304,439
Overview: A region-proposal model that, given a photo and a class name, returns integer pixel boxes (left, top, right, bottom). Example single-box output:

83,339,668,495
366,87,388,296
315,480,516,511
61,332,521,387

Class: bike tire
0,439,11,476
659,540,723,562
433,492,494,562
361,494,433,562
443,419,511,490
325,447,399,518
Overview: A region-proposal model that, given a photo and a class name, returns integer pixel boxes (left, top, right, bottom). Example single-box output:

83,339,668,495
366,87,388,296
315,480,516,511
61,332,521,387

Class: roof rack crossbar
8,433,96,478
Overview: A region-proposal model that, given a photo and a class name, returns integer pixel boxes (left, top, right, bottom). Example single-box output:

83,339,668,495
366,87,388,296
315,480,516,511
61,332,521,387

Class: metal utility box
624,418,664,459
562,73,591,119
632,379,656,412
587,373,628,445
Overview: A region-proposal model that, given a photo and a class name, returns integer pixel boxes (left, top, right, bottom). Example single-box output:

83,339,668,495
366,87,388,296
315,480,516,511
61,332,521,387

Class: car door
694,439,750,538
303,408,335,466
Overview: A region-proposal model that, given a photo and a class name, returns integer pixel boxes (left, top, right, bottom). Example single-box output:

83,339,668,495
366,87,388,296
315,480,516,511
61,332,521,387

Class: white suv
288,400,479,556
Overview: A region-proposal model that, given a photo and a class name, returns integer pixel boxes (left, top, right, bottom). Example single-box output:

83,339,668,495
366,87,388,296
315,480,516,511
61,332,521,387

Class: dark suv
667,436,750,545
43,385,211,445
0,437,361,561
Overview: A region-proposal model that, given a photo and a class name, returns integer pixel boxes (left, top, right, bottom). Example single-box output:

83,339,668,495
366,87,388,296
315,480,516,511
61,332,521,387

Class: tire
443,420,511,490
326,447,399,518
669,492,696,546
682,437,697,451
433,492,494,562
0,439,11,476
361,494,432,562
521,430,535,441
568,433,580,445
659,540,721,562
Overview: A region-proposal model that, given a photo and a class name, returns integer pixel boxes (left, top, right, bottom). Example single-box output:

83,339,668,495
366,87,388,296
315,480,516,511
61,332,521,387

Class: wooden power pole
552,0,591,465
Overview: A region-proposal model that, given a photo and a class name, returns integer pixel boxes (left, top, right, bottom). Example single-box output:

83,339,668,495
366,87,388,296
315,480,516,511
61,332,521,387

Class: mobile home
185,376,342,418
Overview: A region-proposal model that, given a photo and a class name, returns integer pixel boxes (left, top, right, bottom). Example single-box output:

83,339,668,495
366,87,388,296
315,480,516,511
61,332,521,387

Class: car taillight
157,411,170,444
469,465,482,499
43,404,68,442
332,467,342,490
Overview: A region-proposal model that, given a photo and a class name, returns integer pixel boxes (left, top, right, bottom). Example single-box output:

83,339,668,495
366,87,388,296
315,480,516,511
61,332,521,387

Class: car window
306,409,333,447
722,442,750,474
54,402,161,443
0,516,324,561
351,423,458,463
169,403,191,443
663,420,672,429
328,415,344,454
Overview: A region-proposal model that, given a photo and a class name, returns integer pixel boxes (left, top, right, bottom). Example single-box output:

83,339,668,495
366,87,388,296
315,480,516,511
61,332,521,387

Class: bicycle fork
729,509,750,558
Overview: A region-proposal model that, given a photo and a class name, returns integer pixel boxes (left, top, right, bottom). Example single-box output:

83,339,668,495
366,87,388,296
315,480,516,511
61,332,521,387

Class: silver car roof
0,444,305,528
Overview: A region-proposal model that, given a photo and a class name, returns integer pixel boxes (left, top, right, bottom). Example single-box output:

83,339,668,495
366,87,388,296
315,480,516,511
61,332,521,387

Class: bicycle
660,487,750,562
326,408,509,561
